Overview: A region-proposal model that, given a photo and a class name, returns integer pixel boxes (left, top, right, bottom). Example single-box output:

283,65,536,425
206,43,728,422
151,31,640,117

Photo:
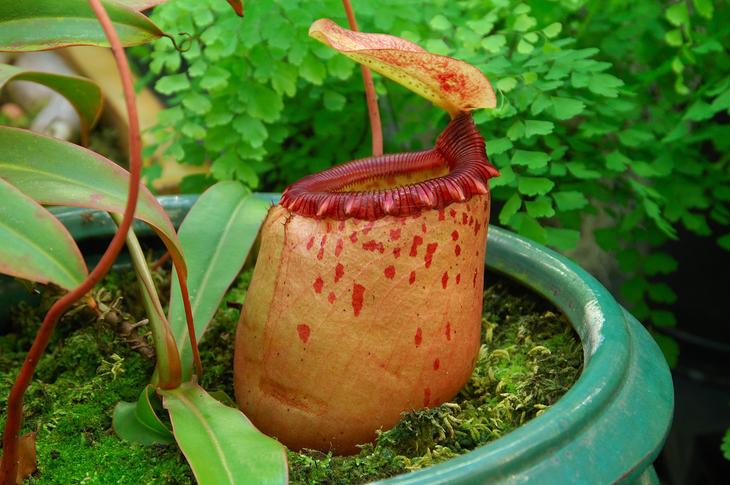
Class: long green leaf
0,0,167,52
0,177,87,290
162,383,287,485
113,385,174,445
168,182,271,380
0,127,187,278
0,63,103,143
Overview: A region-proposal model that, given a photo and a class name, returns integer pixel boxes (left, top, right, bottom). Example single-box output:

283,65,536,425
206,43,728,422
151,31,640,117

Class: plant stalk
342,0,383,156
110,214,182,388
0,1,144,482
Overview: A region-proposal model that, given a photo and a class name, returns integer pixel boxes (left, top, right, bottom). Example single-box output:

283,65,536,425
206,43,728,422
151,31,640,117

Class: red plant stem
342,0,383,157
178,275,202,378
151,251,171,270
0,1,144,482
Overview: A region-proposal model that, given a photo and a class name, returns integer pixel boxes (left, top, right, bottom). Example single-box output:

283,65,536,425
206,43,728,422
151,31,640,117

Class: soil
0,266,582,484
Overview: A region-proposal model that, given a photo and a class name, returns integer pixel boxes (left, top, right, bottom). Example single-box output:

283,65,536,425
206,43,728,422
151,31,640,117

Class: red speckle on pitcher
363,240,385,253
317,235,327,260
384,265,396,279
335,238,344,257
409,235,424,257
424,242,438,268
334,263,345,283
352,284,365,316
313,277,324,294
297,324,310,344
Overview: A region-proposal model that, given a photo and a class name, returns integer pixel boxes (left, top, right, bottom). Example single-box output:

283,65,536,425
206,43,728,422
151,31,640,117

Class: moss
1,270,580,484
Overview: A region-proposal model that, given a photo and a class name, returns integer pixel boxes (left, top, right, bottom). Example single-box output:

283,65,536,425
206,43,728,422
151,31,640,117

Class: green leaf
499,193,521,225
200,66,231,91
644,253,678,275
647,283,677,304
651,310,676,327
524,120,554,137
525,196,555,218
246,85,283,123
169,183,272,380
722,428,730,460
496,77,518,92
428,15,451,31
666,2,690,27
665,29,683,47
550,97,585,120
683,100,715,121
516,39,534,54
0,177,87,290
531,94,551,115
486,137,512,155
233,117,268,148
182,92,212,115
0,127,187,279
323,90,346,111
693,0,714,19
567,162,601,179
113,385,174,446
710,89,730,113
155,74,190,95
588,74,624,97
552,191,589,211
0,0,167,51
513,14,537,32
299,52,327,85
542,22,562,38
718,233,730,251
511,150,550,169
545,227,580,250
481,34,506,53
506,120,525,140
605,151,630,172
518,214,547,243
161,383,287,485
518,176,555,196
0,63,102,142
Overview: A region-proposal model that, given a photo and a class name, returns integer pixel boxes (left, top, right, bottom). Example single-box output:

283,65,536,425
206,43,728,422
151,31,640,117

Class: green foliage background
141,0,730,365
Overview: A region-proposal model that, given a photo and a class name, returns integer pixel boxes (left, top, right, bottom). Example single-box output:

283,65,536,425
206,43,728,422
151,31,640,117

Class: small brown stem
0,1,144,482
342,0,383,156
151,251,171,270
111,214,181,388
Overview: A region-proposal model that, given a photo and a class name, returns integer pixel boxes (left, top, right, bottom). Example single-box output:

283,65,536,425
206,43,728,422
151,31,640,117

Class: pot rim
45,193,674,484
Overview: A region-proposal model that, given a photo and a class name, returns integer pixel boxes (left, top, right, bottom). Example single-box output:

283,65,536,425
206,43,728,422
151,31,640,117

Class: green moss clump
0,275,193,484
1,271,580,484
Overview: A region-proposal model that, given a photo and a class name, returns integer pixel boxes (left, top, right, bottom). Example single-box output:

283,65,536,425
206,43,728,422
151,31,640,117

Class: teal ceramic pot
0,195,673,484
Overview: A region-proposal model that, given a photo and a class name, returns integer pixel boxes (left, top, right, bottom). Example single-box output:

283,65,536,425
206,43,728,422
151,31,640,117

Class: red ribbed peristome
279,113,499,220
